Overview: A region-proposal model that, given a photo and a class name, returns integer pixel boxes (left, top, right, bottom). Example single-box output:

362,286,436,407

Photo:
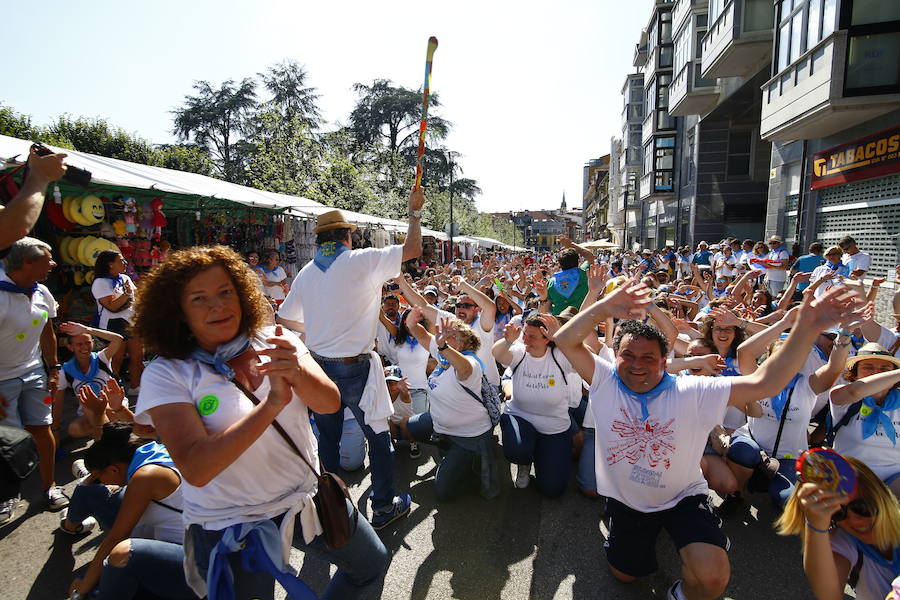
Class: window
643,141,653,176
660,10,673,44
709,0,726,25
727,130,753,176
654,136,675,192
743,0,774,33
686,130,696,184
774,0,837,73
852,0,900,26
846,32,900,90
629,124,642,148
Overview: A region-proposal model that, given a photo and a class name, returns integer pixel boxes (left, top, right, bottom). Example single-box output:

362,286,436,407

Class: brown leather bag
232,380,358,549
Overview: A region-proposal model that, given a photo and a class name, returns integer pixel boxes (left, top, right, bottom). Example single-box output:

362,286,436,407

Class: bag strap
771,381,798,458
827,401,863,446
231,379,319,477
549,347,568,386
152,499,183,514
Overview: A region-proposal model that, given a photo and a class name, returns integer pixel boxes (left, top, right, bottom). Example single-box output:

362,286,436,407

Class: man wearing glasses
838,236,870,280
764,236,791,296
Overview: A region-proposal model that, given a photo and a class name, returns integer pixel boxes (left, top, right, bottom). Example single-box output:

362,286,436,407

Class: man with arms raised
277,188,425,529
553,282,863,600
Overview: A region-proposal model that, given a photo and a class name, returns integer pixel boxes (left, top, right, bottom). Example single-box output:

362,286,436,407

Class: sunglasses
455,303,477,309
833,498,877,521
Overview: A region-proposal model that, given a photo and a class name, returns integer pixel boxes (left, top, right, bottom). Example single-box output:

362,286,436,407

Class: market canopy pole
414,36,438,191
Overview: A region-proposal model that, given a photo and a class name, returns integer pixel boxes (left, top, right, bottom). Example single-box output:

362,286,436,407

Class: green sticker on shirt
198,394,219,416
31,318,40,327
15,332,26,341
41,311,48,320
860,405,872,417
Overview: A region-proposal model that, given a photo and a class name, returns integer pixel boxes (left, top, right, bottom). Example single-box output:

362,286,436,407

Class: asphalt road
0,431,843,600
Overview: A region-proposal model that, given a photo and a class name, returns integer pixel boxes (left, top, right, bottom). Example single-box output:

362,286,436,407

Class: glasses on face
833,498,877,521
713,326,735,334
455,303,476,310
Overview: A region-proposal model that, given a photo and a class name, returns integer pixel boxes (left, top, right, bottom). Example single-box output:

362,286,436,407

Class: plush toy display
151,198,167,241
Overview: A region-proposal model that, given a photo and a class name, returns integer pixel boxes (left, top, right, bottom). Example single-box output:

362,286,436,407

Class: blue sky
4,0,651,213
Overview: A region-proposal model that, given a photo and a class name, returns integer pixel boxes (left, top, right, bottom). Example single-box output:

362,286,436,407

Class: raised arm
728,288,864,411
554,283,652,384
59,322,124,361
830,366,900,406
402,187,424,262
0,148,66,249
809,334,852,394
492,321,522,366
454,275,496,330
735,310,796,375
559,235,596,263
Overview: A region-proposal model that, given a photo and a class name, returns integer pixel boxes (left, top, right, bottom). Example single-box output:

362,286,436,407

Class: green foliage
259,60,322,128
148,144,214,176
47,115,155,163
0,104,73,149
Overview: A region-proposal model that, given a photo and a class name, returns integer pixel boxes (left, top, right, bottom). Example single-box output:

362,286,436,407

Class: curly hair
445,318,481,353
131,245,269,359
699,315,746,358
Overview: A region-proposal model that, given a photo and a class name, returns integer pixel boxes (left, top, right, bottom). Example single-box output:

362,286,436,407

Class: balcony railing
700,0,773,80
760,31,900,141
669,62,720,116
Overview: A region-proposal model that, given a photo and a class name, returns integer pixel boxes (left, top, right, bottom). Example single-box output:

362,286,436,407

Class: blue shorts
0,367,52,427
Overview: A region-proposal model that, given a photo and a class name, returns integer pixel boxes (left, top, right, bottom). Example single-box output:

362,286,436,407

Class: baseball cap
423,285,439,297
385,366,403,381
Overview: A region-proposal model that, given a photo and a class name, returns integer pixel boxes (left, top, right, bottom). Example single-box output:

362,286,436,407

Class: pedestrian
92,250,143,394
277,188,425,528
839,236,871,279
765,235,791,297
258,251,289,307
132,245,387,600
0,237,67,512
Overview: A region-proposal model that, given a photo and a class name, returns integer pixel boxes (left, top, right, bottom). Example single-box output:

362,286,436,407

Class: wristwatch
437,343,449,351
409,209,422,219
50,364,62,371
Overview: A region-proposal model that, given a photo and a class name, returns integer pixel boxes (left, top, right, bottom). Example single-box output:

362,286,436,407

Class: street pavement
1,431,843,600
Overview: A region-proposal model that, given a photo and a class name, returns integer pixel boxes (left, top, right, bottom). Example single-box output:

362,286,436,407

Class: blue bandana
853,538,900,578
772,373,803,420
62,353,102,394
430,350,484,380
860,390,900,445
551,267,581,299
720,357,740,377
0,280,39,297
105,274,124,288
613,371,677,422
313,241,349,273
191,334,251,381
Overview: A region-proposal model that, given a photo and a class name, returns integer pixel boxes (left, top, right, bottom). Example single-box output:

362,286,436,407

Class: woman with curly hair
130,245,387,600
403,308,500,501
776,457,900,600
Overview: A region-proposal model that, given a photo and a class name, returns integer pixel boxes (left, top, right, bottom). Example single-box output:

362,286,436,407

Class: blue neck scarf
190,334,251,381
125,441,176,482
62,353,101,394
613,371,677,422
860,390,900,445
313,241,349,273
852,537,900,578
551,267,581,299
105,274,124,288
431,349,484,379
772,373,803,420
720,357,740,377
813,344,829,363
258,264,279,275
0,280,39,298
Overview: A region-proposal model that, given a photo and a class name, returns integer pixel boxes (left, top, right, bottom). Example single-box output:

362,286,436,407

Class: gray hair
3,237,52,272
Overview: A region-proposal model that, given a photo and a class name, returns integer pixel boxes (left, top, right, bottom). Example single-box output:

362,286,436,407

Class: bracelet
836,329,853,337
437,343,449,351
805,519,831,534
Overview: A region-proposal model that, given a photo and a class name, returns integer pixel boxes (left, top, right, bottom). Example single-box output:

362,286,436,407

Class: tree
244,110,320,196
46,115,155,163
148,144,215,176
0,105,72,148
172,78,258,182
259,60,322,128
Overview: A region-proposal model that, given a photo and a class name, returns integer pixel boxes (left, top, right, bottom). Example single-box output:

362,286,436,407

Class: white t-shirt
735,375,816,460
0,275,57,380
425,339,491,438
91,275,135,328
375,321,398,365
875,326,900,358
505,344,576,434
830,528,898,600
134,327,319,529
831,393,900,481
389,393,414,424
765,247,791,282
58,349,115,413
589,356,732,512
842,251,871,276
715,254,737,278
279,246,402,357
394,338,431,390
260,266,288,301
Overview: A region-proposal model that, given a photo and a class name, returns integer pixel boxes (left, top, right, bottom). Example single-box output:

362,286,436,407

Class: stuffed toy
151,198,167,241
158,240,171,263
140,201,154,235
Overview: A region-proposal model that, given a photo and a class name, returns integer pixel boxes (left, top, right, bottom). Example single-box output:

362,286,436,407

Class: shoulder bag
232,380,358,549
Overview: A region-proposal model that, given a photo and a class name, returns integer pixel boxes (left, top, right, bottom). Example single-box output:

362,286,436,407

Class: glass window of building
709,0,725,25
775,0,848,74
726,130,753,177
852,0,900,26
743,0,775,33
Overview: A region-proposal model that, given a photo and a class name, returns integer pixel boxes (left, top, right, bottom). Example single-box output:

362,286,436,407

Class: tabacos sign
811,126,900,190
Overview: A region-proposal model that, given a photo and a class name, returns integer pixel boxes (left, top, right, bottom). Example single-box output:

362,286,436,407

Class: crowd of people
1,148,899,600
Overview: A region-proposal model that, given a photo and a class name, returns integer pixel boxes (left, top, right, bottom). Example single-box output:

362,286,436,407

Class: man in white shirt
0,237,67,513
838,236,870,279
277,188,424,530
764,235,791,296
553,282,862,600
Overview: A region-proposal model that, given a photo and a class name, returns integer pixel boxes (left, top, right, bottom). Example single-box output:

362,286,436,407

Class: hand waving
599,281,652,320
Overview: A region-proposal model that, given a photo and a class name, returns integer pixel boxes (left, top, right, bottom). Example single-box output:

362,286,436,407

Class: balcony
634,43,648,68
673,0,702,33
669,62,720,116
700,0,773,80
639,172,675,201
760,31,900,141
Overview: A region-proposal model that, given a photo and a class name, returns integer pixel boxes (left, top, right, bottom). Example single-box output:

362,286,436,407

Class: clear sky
5,0,651,213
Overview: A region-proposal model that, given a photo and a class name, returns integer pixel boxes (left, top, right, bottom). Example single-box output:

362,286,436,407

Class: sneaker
71,459,90,480
717,492,744,518
370,493,412,530
667,579,686,600
58,509,97,536
515,464,531,489
409,443,421,459
0,498,19,525
47,486,69,510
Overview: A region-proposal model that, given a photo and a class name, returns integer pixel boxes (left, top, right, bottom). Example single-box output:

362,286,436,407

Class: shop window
846,32,900,90
726,130,753,177
851,0,900,26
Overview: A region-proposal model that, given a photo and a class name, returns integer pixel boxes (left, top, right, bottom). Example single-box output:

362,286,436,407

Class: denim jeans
67,481,126,530
312,357,396,511
97,538,195,600
577,428,597,493
727,433,797,507
406,412,485,502
500,414,571,498
311,411,367,471
188,498,389,600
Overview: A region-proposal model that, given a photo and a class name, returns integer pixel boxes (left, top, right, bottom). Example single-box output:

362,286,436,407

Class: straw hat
313,210,358,234
845,342,900,370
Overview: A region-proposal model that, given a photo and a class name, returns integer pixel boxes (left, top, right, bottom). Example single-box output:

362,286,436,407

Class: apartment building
582,155,611,241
